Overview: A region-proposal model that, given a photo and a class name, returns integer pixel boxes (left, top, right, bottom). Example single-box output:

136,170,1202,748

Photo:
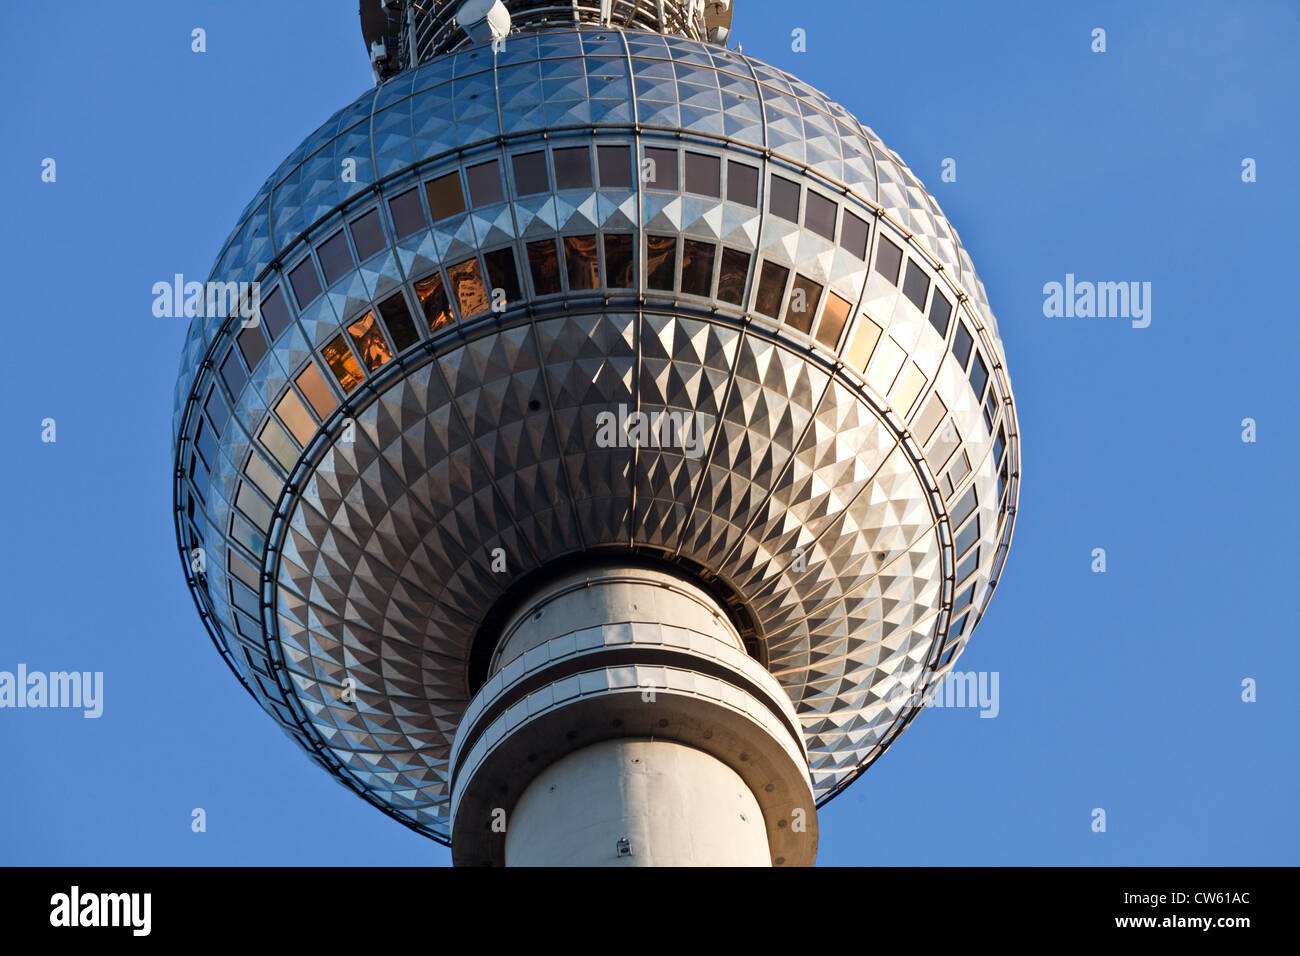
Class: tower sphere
172,0,1020,857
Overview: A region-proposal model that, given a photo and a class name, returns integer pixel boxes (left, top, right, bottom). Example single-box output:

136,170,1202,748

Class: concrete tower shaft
449,566,818,865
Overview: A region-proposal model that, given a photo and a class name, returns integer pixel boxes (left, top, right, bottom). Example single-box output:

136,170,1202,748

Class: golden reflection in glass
295,363,337,419
243,451,281,502
716,247,750,306
563,235,599,291
845,315,882,371
816,291,852,349
346,311,394,372
448,257,489,316
415,271,454,331
891,361,928,416
258,416,298,470
322,334,364,393
784,273,824,333
274,388,316,446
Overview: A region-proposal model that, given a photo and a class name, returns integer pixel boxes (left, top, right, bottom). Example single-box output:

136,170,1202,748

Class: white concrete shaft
449,563,817,866
491,566,744,673
505,738,770,866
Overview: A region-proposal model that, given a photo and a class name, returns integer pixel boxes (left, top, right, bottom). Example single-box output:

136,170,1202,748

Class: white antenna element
455,0,512,43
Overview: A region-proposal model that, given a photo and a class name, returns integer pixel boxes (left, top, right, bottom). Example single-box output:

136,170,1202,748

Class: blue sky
0,0,1295,866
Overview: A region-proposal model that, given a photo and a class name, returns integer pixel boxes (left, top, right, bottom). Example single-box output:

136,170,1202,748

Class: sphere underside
173,26,1020,842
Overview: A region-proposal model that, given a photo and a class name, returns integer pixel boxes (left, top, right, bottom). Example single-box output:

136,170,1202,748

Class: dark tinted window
928,289,952,337
204,386,230,435
954,515,980,557
727,161,759,207
643,147,678,190
840,211,869,259
483,246,522,304
804,191,837,241
784,274,823,333
769,175,800,222
220,349,247,397
681,240,716,297
288,256,322,306
597,145,633,188
754,261,790,318
316,229,354,286
425,172,466,220
684,152,721,198
956,548,980,584
603,234,635,288
377,292,419,352
512,151,549,195
874,236,902,284
969,352,989,399
466,160,504,206
194,418,217,468
563,235,599,290
646,235,677,290
237,324,267,370
952,486,978,528
388,187,426,238
259,287,291,340
952,323,974,367
716,247,751,305
902,259,930,311
348,208,386,260
554,147,593,190
526,240,562,296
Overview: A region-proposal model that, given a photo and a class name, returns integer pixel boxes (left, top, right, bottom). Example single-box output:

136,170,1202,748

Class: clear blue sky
1,0,1295,866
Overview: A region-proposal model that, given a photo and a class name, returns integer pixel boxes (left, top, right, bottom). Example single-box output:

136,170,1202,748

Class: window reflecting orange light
322,334,364,393
346,311,394,371
415,272,454,330
447,257,489,316
816,291,852,348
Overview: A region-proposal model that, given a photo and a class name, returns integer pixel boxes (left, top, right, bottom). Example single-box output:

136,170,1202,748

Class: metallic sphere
172,22,1020,844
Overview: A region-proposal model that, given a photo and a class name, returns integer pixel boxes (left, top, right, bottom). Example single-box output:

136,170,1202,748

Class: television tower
172,0,1020,865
